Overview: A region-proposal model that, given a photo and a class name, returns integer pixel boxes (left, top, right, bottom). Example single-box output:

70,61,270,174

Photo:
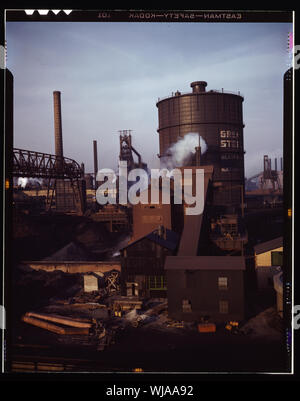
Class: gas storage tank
156,81,245,210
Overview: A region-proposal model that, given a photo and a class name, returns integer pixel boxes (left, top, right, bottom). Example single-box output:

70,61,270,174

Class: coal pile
12,265,83,318
43,241,93,261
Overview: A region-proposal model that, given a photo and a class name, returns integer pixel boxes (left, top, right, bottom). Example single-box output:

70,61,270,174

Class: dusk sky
6,21,292,177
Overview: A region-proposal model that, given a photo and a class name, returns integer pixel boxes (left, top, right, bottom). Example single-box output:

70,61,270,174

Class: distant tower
119,130,146,172
52,91,85,214
119,130,135,171
53,91,63,159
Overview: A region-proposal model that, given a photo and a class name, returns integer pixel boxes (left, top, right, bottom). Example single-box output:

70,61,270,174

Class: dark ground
8,208,288,374
10,321,288,373
9,264,288,374
9,266,288,374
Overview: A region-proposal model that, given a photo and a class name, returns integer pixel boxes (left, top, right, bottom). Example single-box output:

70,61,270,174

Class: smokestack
281,157,283,171
275,158,277,171
93,140,98,189
263,155,268,172
53,91,63,159
195,146,201,166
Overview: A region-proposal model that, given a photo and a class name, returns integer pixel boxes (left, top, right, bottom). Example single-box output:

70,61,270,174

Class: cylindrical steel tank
53,91,63,158
156,81,245,210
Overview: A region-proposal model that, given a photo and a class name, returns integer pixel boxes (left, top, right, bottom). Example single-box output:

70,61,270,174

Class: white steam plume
18,177,43,188
163,133,207,169
18,178,28,188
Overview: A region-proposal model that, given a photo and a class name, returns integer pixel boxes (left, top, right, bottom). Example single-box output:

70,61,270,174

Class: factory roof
165,256,245,271
245,189,283,196
254,237,283,255
147,228,180,251
122,227,180,252
156,89,244,104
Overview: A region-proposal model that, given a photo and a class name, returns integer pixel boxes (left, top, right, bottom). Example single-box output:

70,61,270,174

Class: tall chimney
53,91,63,159
195,146,201,166
280,157,283,171
274,158,277,171
93,140,98,189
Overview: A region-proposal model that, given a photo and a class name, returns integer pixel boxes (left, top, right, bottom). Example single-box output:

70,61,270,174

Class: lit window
148,275,167,290
218,277,228,290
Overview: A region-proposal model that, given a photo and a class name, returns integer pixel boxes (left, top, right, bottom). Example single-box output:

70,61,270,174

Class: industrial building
130,178,184,241
245,154,283,209
156,81,245,212
120,226,180,298
156,81,247,249
162,163,245,322
118,80,248,322
91,204,130,232
157,81,247,321
7,46,289,371
122,163,215,299
254,237,283,291
165,256,245,322
11,77,285,328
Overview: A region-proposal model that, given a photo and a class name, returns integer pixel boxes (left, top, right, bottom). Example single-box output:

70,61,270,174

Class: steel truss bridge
13,148,83,179
12,148,85,214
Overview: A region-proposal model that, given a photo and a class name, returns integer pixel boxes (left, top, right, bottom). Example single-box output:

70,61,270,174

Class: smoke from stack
18,177,43,188
162,133,207,169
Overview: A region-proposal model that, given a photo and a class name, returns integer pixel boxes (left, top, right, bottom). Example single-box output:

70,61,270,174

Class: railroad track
11,354,97,372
